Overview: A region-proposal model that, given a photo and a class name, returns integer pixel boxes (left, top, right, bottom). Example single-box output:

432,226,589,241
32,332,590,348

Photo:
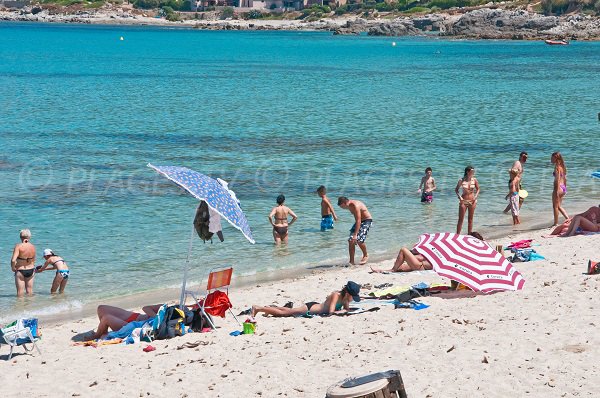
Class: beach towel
394,300,429,310
507,239,532,249
105,319,154,341
199,290,232,318
368,285,411,298
510,248,545,262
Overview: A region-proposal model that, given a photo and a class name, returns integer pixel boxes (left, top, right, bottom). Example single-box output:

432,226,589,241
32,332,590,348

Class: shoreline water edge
16,200,598,328
2,6,600,40
3,223,599,396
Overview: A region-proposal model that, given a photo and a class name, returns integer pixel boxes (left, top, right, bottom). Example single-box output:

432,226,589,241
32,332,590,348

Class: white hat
43,249,54,257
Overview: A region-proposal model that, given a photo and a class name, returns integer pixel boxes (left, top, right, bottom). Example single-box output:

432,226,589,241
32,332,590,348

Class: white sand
2,229,599,397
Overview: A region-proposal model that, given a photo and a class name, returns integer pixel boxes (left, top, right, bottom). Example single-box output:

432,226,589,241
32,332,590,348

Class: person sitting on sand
11,229,36,297
37,248,70,294
371,232,485,273
551,205,600,236
268,194,298,245
88,304,162,340
251,281,361,318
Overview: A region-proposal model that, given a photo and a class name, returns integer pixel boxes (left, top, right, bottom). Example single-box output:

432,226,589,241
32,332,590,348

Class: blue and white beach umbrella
148,164,254,244
148,164,254,306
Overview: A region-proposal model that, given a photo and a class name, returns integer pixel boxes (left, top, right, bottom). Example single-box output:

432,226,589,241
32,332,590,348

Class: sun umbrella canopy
148,164,254,244
413,232,525,293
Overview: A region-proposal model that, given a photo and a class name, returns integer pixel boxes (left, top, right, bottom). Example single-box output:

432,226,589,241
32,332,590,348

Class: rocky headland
2,4,600,40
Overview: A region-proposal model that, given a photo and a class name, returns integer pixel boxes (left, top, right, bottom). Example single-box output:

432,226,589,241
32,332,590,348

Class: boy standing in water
507,169,521,225
317,185,337,231
418,167,436,203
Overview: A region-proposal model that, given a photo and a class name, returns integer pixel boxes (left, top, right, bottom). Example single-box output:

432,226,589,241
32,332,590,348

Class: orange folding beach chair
186,267,240,330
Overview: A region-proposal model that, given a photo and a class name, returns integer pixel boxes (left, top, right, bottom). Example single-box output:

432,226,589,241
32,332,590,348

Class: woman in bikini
11,229,36,297
455,166,480,235
371,232,485,273
88,304,163,340
268,194,298,245
551,151,569,226
251,281,361,317
38,248,70,294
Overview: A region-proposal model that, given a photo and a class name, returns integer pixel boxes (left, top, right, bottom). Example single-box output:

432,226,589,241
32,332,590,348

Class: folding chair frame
1,327,41,360
185,266,240,329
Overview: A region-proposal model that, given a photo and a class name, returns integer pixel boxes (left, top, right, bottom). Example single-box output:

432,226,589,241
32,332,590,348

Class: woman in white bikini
38,248,70,294
11,229,36,297
455,166,480,235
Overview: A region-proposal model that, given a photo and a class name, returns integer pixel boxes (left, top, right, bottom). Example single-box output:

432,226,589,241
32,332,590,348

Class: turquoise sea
1,22,599,322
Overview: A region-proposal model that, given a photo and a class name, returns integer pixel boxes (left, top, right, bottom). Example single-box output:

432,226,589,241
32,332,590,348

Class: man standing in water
338,197,373,265
503,151,528,214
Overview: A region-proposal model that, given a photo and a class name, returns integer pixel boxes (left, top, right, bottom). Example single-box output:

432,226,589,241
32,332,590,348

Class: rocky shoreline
2,6,600,40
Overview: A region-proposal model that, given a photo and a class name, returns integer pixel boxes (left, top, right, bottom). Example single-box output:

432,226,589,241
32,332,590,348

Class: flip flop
238,308,252,316
375,283,393,289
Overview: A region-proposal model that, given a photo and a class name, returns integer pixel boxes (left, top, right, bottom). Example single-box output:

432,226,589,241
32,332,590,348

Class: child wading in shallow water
418,167,436,203
507,169,521,225
317,185,337,231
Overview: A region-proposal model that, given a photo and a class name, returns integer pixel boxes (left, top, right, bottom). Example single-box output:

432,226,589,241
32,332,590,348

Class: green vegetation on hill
34,0,600,17
540,0,600,15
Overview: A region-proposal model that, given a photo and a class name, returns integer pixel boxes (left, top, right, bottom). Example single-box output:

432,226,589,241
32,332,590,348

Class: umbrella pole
180,224,196,308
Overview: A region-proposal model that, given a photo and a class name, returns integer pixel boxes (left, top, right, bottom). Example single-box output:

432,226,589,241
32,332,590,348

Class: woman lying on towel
88,304,162,340
551,205,600,236
251,281,361,318
370,232,485,273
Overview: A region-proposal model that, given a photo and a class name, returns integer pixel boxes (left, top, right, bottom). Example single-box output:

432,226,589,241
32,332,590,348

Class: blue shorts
320,215,334,231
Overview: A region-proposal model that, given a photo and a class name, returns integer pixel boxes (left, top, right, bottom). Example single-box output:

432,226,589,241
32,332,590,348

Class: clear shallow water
1,23,599,321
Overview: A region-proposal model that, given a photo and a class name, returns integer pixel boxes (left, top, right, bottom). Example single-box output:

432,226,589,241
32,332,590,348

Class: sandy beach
2,226,599,397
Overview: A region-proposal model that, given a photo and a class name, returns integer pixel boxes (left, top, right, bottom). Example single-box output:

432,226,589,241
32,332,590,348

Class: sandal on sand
238,308,252,316
283,301,294,308
375,283,393,289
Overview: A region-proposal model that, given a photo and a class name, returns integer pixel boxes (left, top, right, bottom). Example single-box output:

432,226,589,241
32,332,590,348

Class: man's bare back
348,200,372,220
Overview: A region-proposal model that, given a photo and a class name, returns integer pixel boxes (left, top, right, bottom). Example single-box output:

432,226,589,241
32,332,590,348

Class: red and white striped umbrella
413,232,525,293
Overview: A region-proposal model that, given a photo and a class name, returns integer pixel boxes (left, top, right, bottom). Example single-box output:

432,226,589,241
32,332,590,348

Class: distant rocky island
1,0,600,39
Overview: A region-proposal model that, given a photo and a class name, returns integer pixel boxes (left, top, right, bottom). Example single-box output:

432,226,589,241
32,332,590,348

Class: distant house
304,0,346,7
239,0,303,10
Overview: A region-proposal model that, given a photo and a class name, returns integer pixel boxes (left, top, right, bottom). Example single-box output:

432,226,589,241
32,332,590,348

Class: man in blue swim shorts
337,196,373,266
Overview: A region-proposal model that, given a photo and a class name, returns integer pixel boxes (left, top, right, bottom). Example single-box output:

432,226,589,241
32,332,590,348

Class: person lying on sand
88,304,162,340
251,281,361,317
551,205,600,236
371,232,485,273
